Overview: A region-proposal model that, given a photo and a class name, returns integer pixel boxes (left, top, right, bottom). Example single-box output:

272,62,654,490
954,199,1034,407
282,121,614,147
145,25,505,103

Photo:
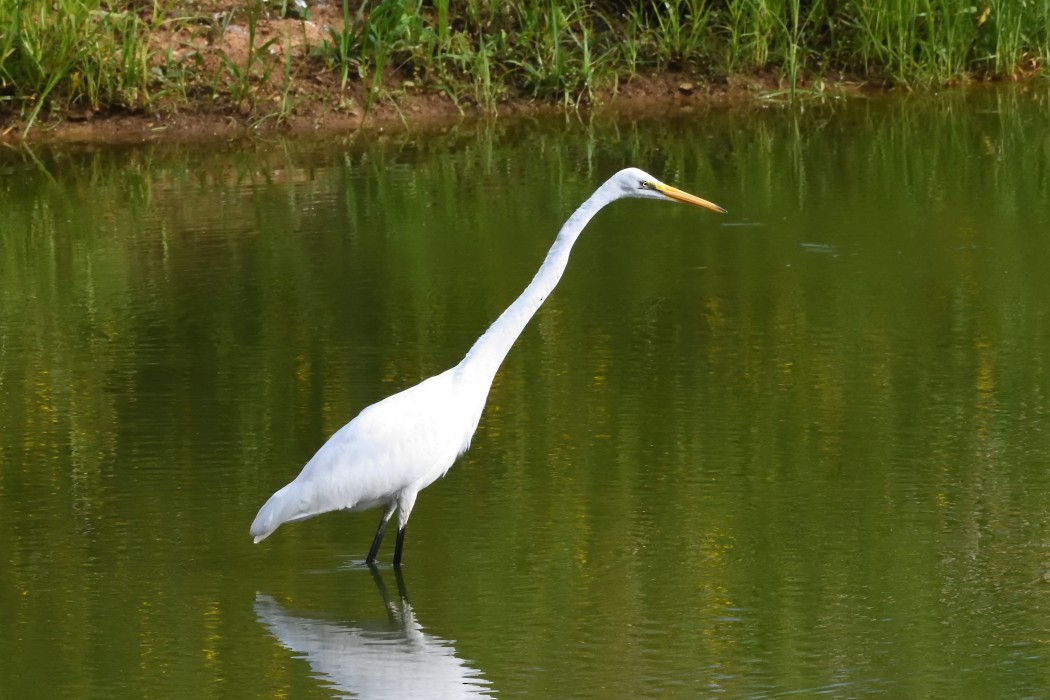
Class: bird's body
251,368,482,544
250,167,724,565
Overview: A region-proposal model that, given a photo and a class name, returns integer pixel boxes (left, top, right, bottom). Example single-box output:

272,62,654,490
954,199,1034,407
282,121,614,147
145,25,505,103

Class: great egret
250,167,725,566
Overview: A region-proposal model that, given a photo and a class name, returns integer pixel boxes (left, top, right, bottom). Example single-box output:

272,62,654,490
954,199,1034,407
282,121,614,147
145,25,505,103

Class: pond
2,86,1050,698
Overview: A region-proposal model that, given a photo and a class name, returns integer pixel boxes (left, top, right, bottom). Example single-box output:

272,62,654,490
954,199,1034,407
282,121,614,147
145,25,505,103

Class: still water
2,86,1050,698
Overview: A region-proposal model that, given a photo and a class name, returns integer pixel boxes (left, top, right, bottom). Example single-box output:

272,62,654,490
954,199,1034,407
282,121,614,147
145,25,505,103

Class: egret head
611,167,726,213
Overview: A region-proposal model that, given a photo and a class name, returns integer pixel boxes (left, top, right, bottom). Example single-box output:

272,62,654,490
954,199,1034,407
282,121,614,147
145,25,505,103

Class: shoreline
3,71,880,146
4,0,1043,146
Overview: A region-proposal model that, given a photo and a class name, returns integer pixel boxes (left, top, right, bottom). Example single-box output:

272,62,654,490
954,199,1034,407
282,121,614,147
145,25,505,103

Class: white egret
249,167,725,566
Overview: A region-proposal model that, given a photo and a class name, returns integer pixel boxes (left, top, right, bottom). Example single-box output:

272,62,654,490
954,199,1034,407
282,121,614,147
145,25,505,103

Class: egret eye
640,180,651,189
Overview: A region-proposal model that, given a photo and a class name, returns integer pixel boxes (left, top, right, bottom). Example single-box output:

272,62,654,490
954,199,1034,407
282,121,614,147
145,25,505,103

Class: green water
2,86,1050,698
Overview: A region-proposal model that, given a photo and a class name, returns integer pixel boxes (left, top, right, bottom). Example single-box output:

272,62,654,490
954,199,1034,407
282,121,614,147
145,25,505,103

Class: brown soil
0,1,826,144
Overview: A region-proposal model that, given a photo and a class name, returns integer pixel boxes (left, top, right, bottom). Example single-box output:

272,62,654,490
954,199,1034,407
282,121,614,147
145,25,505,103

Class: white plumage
250,167,725,565
255,591,493,697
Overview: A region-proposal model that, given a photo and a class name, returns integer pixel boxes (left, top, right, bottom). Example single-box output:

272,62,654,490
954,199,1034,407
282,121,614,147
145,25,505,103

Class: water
2,86,1050,698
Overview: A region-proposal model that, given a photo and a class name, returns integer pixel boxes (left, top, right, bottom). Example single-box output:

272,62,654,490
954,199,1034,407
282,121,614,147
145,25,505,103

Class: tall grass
847,0,981,82
645,0,713,67
323,0,366,89
2,0,1049,138
0,0,155,136
506,1,609,105
332,0,1049,103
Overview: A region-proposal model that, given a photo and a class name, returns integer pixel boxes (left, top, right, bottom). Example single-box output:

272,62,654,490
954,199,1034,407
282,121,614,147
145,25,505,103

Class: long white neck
455,182,616,388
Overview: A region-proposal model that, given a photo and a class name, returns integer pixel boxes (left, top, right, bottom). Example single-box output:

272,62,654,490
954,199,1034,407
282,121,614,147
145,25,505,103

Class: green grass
0,0,156,136
215,1,280,109
326,0,1050,99
322,0,366,90
2,0,1049,138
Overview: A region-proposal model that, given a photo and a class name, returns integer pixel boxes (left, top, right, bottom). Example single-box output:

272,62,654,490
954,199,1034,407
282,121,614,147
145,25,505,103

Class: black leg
392,526,406,568
366,515,389,565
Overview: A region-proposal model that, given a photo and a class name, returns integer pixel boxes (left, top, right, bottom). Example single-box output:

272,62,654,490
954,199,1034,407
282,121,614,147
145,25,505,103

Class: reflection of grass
2,0,1050,138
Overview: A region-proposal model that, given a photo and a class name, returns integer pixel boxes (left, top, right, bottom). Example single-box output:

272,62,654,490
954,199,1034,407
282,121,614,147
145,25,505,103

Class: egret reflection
255,570,493,699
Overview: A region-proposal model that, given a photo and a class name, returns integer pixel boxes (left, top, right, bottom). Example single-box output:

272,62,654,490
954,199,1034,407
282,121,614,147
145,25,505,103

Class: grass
215,0,280,109
1,0,1049,138
322,0,366,90
0,0,156,136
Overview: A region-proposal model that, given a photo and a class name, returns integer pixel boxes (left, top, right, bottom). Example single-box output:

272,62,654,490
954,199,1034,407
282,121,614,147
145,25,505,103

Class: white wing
250,369,481,542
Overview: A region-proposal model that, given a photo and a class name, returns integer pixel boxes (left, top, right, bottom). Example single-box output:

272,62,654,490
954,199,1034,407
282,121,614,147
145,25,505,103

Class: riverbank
7,69,798,144
2,0,1046,142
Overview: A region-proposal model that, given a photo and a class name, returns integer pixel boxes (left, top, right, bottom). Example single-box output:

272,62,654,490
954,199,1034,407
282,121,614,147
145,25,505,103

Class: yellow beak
654,183,727,214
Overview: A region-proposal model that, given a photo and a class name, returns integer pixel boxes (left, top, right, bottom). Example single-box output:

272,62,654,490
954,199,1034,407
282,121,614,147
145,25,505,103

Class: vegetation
1,0,1048,137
